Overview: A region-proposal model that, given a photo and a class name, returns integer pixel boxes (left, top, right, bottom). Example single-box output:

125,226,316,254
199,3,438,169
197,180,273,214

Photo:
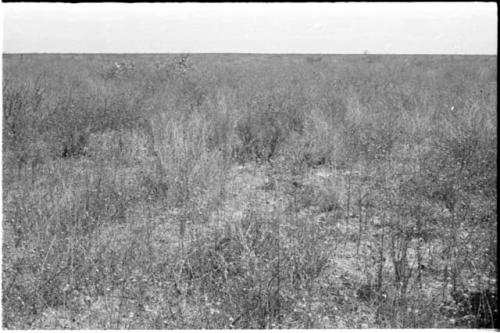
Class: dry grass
2,53,497,328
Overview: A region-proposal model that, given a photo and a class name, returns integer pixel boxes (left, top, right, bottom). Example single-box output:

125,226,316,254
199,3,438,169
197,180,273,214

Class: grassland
2,53,497,328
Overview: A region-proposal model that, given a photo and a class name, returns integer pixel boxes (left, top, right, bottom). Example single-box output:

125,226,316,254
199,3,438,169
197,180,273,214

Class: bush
450,289,498,328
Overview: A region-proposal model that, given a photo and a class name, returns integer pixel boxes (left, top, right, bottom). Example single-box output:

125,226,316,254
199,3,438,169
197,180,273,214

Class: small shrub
451,289,498,328
61,128,89,158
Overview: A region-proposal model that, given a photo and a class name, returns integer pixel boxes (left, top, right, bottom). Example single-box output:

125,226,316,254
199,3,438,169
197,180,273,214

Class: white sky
1,2,498,54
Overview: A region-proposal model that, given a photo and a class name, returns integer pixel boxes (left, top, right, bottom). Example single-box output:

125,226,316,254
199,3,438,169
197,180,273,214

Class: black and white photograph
1,2,497,329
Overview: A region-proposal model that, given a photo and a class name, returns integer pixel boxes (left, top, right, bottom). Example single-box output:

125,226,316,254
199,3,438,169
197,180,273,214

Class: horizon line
3,52,497,56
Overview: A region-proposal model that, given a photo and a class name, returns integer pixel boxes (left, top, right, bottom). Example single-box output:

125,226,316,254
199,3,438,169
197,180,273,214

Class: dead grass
2,54,497,328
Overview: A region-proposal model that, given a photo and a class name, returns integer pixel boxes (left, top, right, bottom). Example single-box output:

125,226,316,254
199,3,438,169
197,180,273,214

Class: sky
1,2,498,54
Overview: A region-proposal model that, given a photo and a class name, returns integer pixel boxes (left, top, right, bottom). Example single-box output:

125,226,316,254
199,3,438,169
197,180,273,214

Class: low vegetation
2,53,497,328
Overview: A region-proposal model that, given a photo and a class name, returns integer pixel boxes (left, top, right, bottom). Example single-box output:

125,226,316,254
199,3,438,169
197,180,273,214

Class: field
2,53,497,328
